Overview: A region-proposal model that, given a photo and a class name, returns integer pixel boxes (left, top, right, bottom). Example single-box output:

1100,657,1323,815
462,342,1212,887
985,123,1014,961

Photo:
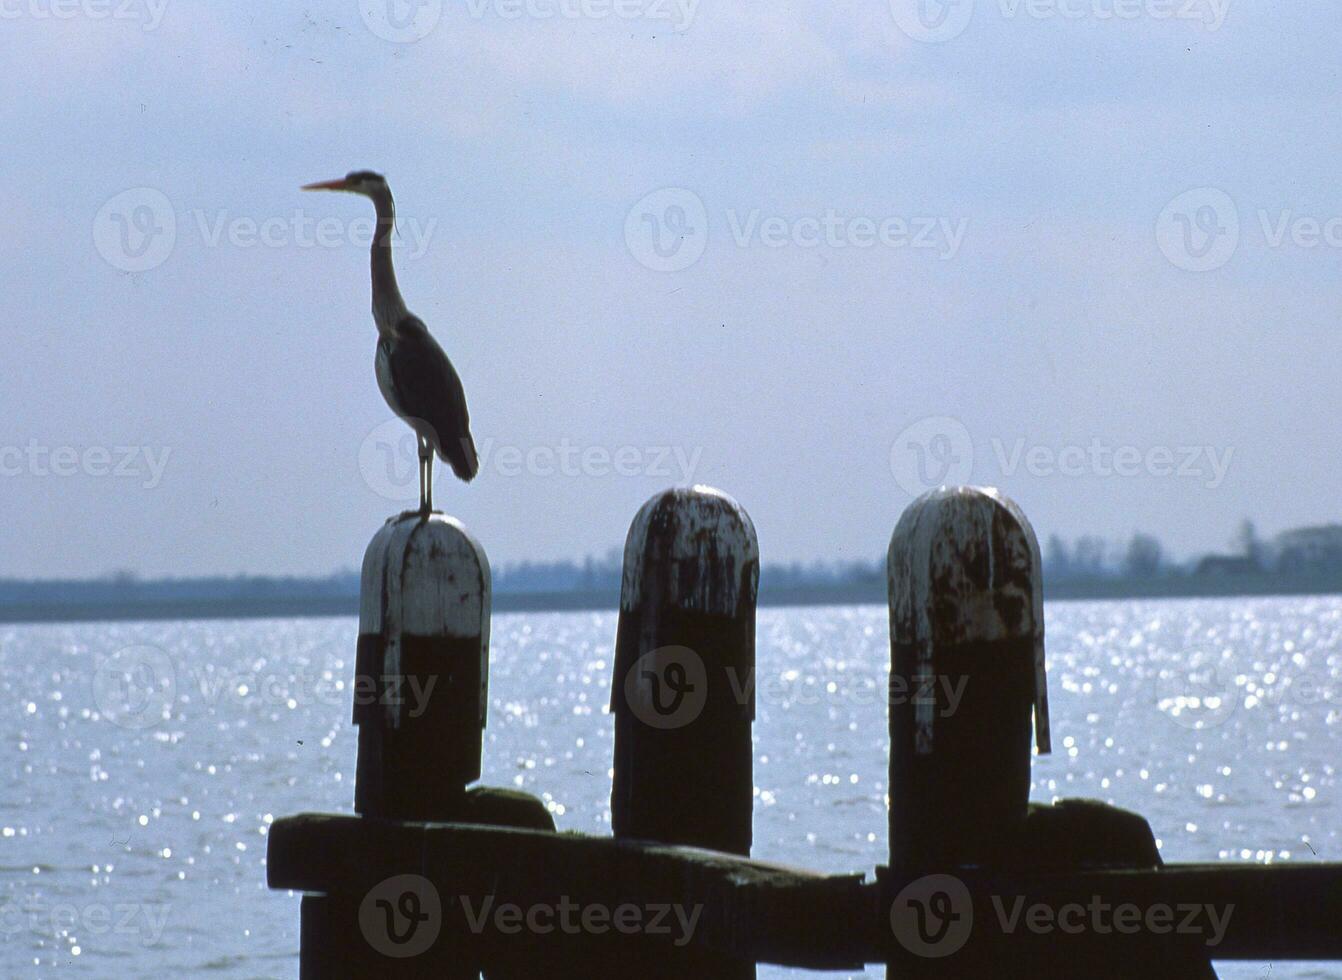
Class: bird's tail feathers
443,432,480,482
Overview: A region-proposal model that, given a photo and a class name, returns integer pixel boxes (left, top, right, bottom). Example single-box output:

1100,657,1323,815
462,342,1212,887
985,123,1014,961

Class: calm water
2,598,1339,978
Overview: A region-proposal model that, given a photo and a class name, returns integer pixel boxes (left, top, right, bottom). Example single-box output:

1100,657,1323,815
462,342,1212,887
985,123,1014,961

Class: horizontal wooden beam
269,814,1342,967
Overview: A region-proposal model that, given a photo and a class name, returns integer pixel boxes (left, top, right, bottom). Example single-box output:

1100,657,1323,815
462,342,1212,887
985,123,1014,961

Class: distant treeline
6,519,1342,612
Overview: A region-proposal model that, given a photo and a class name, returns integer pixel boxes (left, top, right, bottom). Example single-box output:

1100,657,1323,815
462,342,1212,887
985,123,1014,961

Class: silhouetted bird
303,171,478,511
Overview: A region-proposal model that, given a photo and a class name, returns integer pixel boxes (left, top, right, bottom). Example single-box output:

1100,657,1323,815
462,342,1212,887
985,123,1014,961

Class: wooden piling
612,485,758,852
886,486,1050,870
353,512,490,820
608,485,759,979
302,512,493,979
884,486,1049,976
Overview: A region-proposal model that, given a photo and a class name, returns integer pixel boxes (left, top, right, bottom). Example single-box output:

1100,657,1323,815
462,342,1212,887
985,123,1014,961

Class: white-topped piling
354,511,491,820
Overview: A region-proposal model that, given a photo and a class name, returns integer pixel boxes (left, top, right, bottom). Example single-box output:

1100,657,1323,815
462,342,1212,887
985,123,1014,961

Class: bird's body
304,170,478,511
374,314,478,482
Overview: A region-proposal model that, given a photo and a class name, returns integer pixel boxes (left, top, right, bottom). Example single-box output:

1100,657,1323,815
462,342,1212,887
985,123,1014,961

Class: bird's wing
382,315,479,481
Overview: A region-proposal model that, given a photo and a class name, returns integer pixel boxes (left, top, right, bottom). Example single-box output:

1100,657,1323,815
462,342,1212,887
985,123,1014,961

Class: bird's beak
301,178,353,192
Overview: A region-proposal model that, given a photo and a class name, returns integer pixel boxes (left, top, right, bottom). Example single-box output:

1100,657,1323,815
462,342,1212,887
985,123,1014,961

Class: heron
302,170,478,513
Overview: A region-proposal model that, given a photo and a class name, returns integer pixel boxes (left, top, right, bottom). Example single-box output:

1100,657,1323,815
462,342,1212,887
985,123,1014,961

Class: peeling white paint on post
886,485,1051,879
620,484,759,619
888,485,1050,756
360,512,490,728
355,511,490,820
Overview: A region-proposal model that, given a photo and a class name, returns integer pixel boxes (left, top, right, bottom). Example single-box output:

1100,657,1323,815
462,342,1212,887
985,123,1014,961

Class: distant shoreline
4,574,1342,625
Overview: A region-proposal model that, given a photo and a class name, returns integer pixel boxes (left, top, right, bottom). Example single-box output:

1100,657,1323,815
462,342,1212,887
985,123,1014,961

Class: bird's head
302,170,391,201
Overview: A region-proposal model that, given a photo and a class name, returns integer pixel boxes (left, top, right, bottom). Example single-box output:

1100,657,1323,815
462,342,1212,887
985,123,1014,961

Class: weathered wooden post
298,512,491,979
887,486,1050,868
883,486,1050,975
354,512,490,820
608,485,758,978
296,511,556,980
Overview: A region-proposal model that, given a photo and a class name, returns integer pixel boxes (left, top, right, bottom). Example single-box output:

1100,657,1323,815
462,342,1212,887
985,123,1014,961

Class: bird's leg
418,437,433,514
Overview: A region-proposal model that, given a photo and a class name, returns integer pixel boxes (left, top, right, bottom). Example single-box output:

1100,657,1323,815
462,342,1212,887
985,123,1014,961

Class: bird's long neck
369,189,408,335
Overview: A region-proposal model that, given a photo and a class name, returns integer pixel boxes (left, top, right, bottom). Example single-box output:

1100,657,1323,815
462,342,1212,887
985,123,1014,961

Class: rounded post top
888,486,1042,648
360,512,490,637
621,485,759,617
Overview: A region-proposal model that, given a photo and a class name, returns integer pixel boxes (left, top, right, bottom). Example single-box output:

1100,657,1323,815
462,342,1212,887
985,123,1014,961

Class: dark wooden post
354,512,489,820
608,486,758,978
883,486,1050,975
612,486,758,851
301,511,491,980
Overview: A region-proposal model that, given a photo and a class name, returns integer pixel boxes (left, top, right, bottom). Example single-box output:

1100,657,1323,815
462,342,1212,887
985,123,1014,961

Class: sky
2,0,1342,578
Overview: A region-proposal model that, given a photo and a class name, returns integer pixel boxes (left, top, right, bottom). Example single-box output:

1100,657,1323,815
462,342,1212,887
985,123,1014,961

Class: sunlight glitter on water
1,598,1337,977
